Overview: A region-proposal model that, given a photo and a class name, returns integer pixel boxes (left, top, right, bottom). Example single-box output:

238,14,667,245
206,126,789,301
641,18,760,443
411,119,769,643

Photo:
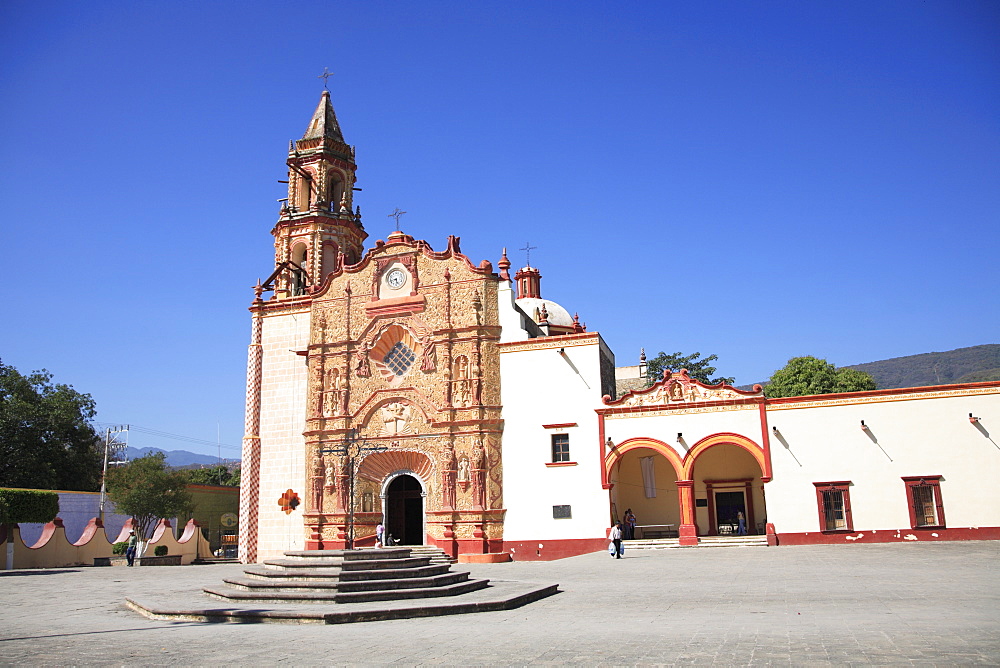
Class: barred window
383,342,416,377
551,434,570,463
902,476,945,529
813,481,853,532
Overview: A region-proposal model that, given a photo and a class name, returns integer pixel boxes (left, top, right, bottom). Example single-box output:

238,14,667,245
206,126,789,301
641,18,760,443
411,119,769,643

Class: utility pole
98,425,129,520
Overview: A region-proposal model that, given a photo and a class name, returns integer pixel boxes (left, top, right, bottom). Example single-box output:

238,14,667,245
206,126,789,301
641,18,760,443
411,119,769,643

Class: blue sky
2,2,997,459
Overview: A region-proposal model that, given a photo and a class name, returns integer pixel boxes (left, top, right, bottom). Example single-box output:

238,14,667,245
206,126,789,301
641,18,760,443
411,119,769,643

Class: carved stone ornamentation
354,341,371,377
379,402,413,436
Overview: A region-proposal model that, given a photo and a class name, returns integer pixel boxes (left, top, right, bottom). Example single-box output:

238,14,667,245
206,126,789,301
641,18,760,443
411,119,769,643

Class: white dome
516,297,574,327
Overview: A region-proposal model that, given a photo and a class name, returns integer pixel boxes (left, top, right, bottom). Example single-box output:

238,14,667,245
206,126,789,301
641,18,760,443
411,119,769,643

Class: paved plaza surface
1,541,998,666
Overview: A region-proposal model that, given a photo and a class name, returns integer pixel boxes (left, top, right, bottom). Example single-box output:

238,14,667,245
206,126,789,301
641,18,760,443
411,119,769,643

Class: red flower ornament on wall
278,489,300,514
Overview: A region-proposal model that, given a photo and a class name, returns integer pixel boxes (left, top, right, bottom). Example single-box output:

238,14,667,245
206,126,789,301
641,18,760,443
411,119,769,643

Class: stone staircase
203,547,486,604
624,535,768,550
406,544,456,565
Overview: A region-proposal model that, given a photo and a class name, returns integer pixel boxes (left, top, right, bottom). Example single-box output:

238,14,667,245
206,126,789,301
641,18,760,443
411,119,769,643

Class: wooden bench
634,524,677,539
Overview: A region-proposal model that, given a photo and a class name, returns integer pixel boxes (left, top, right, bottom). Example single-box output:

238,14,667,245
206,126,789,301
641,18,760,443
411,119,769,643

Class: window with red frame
902,476,945,529
813,481,853,532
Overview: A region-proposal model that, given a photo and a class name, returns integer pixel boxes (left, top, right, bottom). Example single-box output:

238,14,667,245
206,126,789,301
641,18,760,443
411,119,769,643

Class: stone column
676,480,699,547
238,307,264,564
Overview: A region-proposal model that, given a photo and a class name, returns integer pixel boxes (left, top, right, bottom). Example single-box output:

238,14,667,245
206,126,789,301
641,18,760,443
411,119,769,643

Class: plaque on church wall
696,498,708,508
552,505,572,519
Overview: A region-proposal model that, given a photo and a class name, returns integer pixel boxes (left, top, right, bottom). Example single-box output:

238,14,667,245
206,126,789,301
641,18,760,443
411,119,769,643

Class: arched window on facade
290,244,308,296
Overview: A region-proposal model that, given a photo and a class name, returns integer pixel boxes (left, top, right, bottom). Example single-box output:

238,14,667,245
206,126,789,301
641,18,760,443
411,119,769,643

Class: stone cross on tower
388,208,407,232
317,67,334,90
519,242,537,268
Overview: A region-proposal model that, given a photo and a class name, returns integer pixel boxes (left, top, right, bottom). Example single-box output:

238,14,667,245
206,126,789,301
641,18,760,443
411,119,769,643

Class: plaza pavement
1,540,998,666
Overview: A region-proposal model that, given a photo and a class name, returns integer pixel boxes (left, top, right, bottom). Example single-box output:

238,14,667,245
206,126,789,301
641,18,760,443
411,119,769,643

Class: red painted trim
775,526,1000,545
758,403,773,480
545,461,578,467
503,537,608,561
902,475,946,529
364,293,426,317
599,413,611,489
542,423,577,429
812,481,854,532
497,332,601,349
766,380,1000,405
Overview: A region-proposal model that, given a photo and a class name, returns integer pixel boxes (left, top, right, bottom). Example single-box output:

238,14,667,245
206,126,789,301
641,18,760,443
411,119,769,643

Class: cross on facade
319,429,388,549
317,67,334,90
520,242,537,267
388,208,407,231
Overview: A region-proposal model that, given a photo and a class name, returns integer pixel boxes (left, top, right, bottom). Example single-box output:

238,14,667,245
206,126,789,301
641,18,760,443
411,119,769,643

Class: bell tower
270,90,367,298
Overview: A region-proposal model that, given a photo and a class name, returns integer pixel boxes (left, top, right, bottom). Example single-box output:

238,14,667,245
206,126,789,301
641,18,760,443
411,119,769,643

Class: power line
93,422,242,451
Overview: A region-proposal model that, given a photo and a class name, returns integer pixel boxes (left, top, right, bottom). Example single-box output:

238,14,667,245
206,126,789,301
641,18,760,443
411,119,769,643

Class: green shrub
0,489,59,525
153,545,168,557
112,541,128,555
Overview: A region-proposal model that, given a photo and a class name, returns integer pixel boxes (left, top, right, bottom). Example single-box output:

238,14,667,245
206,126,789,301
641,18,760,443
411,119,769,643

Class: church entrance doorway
386,474,424,546
713,491,746,534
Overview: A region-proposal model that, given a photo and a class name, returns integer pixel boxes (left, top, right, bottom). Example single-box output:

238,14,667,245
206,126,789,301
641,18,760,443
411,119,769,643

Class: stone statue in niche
355,341,371,377
669,381,684,401
470,444,485,510
362,490,373,513
324,457,336,490
323,367,342,417
441,443,457,509
315,312,327,343
452,356,472,408
379,402,412,436
457,457,470,483
310,455,325,512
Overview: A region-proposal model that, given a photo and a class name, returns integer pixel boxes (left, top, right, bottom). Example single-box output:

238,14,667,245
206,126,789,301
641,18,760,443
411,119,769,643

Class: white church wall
497,280,531,344
255,308,311,559
499,334,611,558
765,388,1000,542
604,407,763,454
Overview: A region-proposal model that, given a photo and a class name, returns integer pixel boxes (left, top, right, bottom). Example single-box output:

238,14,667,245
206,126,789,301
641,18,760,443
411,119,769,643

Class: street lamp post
319,428,387,549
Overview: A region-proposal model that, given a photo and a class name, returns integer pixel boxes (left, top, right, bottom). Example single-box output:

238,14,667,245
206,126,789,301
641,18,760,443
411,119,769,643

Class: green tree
764,356,877,398
0,360,103,491
185,464,241,487
0,488,59,569
105,453,193,546
645,351,735,386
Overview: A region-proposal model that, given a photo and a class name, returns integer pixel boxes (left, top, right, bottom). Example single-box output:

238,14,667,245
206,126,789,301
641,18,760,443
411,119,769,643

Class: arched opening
290,243,308,296
321,242,338,281
385,474,424,546
610,447,681,537
329,176,344,210
690,443,766,536
296,174,312,211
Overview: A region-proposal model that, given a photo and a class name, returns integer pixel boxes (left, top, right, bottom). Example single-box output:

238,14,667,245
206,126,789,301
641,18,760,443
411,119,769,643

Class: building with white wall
239,92,1000,562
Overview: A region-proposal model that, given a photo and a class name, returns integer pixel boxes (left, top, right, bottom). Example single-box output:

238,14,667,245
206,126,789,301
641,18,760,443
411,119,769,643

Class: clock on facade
386,268,406,289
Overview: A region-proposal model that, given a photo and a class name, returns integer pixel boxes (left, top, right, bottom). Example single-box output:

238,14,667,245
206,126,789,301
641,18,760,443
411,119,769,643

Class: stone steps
624,536,768,550
243,563,451,582
220,571,473,594
405,545,456,565
204,578,489,604
203,547,487,605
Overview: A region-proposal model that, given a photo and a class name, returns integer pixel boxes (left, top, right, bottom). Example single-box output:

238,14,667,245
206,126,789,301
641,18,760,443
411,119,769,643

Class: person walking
126,530,138,567
610,522,623,559
375,521,385,548
737,511,747,536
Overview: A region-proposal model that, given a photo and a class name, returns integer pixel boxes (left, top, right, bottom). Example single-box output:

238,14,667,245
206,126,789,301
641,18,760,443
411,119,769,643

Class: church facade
238,92,1000,562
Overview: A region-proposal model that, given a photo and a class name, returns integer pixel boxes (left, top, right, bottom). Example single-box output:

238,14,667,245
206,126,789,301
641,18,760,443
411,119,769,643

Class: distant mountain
844,344,1000,389
122,446,238,468
739,344,1000,391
